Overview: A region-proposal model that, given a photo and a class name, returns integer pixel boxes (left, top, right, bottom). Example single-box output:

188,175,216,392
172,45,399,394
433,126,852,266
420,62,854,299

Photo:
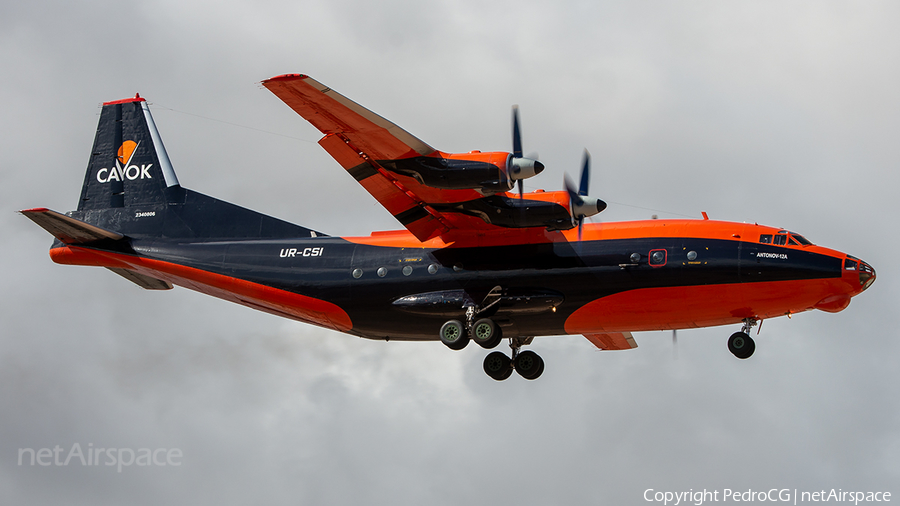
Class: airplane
22,74,876,381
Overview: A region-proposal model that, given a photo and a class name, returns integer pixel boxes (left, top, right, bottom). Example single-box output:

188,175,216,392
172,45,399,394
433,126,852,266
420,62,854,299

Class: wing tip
262,73,309,85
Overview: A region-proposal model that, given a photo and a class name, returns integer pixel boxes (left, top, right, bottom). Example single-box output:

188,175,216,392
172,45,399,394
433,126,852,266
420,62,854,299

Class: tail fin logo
117,140,138,166
96,140,153,183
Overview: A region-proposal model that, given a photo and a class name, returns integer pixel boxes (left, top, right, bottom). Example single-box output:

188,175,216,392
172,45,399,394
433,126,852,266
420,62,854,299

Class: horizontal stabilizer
584,332,638,350
106,268,173,290
20,208,124,244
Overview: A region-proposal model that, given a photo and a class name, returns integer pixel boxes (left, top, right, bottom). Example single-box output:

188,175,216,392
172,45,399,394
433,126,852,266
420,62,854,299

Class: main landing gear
728,318,758,359
439,309,543,381
483,337,544,381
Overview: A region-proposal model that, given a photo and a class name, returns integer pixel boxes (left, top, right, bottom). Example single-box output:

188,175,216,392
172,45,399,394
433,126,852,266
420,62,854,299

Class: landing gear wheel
728,332,755,359
440,320,469,350
483,351,513,381
514,350,544,380
472,318,502,349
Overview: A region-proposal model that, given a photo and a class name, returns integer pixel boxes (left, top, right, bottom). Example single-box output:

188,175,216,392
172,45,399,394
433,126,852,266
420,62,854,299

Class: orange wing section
262,74,435,160
262,74,571,244
583,332,639,350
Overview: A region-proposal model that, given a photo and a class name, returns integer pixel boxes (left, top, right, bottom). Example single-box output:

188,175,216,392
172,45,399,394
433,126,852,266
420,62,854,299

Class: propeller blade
672,329,678,359
564,174,585,241
579,149,590,196
565,149,606,242
512,106,523,158
507,107,543,194
563,174,582,205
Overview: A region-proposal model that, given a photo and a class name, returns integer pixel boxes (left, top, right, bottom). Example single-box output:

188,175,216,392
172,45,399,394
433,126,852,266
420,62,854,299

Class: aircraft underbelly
564,277,852,333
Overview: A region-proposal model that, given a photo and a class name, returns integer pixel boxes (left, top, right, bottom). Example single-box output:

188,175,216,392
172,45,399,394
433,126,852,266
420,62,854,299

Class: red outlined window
649,249,667,267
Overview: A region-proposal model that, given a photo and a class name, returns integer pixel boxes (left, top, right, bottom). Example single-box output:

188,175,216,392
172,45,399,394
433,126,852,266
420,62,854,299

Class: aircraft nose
858,259,876,291
847,255,876,292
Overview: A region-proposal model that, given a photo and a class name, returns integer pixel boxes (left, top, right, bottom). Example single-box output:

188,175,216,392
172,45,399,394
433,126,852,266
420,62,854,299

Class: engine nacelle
378,151,543,194
571,196,607,219
508,157,544,182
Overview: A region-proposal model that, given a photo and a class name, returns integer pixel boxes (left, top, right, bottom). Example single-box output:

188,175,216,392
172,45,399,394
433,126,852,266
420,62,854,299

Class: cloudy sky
2,1,898,504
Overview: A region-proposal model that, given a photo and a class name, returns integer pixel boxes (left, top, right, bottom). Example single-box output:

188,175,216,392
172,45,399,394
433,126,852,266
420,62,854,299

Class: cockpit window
761,230,812,246
790,233,812,245
845,258,858,270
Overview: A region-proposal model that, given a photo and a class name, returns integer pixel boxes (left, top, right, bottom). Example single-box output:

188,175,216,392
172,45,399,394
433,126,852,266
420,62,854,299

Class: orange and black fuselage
45,202,873,341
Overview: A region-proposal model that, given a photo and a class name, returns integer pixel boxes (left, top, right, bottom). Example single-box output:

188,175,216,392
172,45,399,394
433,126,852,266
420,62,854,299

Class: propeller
509,106,544,199
564,150,607,241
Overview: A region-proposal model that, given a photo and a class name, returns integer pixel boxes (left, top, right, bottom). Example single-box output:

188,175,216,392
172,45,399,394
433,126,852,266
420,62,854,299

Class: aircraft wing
262,74,436,161
263,74,571,244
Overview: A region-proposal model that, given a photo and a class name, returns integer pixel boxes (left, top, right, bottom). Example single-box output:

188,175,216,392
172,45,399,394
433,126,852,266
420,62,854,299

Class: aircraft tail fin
25,95,325,288
41,95,325,241
78,95,181,211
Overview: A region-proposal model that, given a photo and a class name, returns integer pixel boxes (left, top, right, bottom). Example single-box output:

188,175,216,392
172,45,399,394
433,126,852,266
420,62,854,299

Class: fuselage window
649,249,667,267
759,234,773,244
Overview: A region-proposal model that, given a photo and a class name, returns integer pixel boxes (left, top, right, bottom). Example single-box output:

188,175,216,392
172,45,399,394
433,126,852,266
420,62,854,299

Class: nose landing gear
728,318,758,359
